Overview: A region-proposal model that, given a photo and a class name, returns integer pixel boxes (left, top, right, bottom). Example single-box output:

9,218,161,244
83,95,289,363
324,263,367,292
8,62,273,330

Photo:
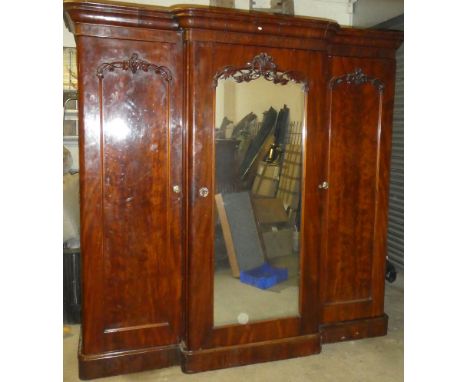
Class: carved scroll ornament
329,68,384,93
96,53,172,81
213,53,309,91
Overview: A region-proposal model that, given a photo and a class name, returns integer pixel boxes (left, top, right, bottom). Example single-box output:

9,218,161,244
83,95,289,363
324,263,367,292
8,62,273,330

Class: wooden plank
252,162,280,197
215,193,240,278
277,121,303,223
244,134,275,189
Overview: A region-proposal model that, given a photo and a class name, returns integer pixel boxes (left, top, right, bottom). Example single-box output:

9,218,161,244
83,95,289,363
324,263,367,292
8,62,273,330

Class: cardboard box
263,228,293,259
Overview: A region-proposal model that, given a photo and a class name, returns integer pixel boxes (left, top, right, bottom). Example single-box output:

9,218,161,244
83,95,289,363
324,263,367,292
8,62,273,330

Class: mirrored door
213,54,307,326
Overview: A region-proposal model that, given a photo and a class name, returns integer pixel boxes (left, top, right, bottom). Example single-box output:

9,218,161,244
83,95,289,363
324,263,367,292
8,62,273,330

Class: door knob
318,181,329,189
199,187,209,197
173,185,181,194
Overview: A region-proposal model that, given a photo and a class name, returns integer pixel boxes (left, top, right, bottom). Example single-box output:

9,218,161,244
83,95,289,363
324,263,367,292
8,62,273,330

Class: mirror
213,54,307,326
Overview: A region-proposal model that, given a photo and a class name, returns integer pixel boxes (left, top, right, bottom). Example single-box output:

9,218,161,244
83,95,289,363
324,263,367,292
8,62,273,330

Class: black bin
63,247,81,324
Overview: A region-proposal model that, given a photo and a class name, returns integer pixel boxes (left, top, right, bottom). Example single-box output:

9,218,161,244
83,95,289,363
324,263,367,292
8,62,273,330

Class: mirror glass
213,75,305,326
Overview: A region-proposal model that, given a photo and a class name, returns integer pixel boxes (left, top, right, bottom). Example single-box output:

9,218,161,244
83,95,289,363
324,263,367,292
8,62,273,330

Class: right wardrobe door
321,57,396,325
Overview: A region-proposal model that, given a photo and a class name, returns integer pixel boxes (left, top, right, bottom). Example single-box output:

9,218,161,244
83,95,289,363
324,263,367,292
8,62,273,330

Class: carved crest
213,53,309,91
329,68,384,93
96,53,172,81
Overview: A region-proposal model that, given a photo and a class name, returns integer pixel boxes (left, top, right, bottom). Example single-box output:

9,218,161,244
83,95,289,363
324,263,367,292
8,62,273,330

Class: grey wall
374,15,404,269
353,0,404,28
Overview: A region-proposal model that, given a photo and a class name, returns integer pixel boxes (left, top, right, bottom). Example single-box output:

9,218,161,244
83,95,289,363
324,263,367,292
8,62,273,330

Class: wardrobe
64,1,403,379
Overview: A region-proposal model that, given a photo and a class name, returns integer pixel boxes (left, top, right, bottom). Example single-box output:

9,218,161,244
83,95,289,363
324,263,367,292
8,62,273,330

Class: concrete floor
64,273,403,382
214,254,300,325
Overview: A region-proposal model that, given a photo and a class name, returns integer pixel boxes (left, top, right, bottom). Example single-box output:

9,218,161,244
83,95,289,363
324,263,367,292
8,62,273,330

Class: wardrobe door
321,57,395,325
184,38,325,372
77,35,183,356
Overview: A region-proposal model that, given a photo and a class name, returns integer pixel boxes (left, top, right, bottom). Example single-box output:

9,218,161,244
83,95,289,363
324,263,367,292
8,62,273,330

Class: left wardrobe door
76,34,184,378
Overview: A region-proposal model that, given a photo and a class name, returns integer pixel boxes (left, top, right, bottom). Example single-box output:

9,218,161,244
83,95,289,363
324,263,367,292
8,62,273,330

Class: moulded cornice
333,27,403,49
64,0,340,38
63,0,403,50
172,5,339,40
63,0,178,32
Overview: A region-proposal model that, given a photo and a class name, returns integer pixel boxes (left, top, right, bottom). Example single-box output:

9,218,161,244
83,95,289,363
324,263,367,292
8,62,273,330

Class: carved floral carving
96,53,172,81
213,53,309,91
329,68,384,93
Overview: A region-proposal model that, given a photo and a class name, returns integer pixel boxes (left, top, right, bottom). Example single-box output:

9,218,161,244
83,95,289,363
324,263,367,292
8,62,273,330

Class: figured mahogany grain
321,57,396,324
181,334,321,373
320,314,388,343
78,342,180,380
74,27,184,358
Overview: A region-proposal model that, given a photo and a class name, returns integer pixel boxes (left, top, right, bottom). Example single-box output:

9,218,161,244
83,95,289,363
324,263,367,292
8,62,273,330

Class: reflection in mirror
214,68,306,327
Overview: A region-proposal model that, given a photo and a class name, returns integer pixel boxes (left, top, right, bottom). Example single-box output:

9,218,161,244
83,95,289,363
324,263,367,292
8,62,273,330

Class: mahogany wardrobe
64,1,403,379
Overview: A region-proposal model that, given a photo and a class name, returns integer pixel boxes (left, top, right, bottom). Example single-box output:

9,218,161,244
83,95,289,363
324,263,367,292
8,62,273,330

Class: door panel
78,36,183,353
321,57,395,323
186,41,325,350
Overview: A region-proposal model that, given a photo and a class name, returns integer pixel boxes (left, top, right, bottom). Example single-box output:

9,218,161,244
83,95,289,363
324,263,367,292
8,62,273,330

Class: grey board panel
222,191,265,271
